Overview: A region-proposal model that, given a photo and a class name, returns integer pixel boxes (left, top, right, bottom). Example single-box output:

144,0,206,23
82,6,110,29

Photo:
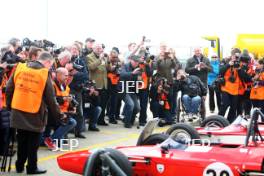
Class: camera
82,80,96,93
228,74,236,83
157,77,170,93
1,50,24,66
72,61,84,71
70,95,79,107
233,60,240,68
112,62,122,75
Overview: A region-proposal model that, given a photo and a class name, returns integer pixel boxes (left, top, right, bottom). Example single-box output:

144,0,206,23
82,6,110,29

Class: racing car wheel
83,148,133,176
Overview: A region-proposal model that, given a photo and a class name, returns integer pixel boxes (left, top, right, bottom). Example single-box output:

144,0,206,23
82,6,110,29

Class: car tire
139,133,169,145
83,148,133,176
166,123,200,142
201,115,230,128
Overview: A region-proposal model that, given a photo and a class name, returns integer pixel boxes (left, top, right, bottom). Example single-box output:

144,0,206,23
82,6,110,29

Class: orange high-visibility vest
250,72,264,100
107,73,120,85
221,68,241,95
11,63,49,113
0,67,16,108
0,74,8,107
53,83,70,112
138,64,148,89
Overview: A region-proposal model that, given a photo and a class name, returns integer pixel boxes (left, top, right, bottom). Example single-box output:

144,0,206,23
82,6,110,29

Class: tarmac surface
1,98,231,176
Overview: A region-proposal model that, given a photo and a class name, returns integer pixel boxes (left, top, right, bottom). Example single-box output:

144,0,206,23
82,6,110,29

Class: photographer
82,80,101,131
0,62,11,157
250,59,264,114
87,43,109,126
149,77,173,127
175,69,207,116
137,50,153,126
208,53,221,113
236,51,254,116
106,47,121,124
218,51,251,123
185,47,212,86
43,68,77,150
81,37,95,57
50,50,74,79
5,52,63,174
117,55,141,128
28,46,43,61
69,44,89,138
155,43,177,84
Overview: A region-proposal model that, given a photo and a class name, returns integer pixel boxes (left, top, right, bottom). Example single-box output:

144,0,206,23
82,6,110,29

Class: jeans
182,94,201,114
85,106,102,128
70,89,84,133
150,101,172,123
138,89,149,124
122,93,140,125
51,117,77,140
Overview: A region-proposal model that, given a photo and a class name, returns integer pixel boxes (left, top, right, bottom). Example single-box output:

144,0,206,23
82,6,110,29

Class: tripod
1,128,16,172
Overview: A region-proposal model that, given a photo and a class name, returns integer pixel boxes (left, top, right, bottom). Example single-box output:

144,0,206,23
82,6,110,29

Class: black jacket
175,75,207,97
69,57,89,91
185,55,212,85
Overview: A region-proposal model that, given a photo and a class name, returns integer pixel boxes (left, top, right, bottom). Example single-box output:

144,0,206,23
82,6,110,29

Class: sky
0,0,263,56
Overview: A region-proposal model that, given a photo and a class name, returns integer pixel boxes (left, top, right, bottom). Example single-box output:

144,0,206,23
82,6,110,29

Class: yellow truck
203,34,264,59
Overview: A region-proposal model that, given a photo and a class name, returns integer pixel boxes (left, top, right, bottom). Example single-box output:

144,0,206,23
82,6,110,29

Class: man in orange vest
250,59,264,114
6,52,63,174
43,67,77,150
219,51,251,123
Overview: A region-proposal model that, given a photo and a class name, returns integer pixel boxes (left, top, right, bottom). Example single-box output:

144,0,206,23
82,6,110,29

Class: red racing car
57,108,264,176
166,108,264,144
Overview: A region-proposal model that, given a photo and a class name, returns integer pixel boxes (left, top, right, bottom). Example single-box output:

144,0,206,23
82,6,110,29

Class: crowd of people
0,36,263,174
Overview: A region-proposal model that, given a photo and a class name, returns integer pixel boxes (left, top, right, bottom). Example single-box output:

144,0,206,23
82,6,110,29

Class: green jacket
86,52,108,89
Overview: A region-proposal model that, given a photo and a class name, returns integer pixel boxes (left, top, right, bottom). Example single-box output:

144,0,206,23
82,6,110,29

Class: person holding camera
236,51,254,116
250,59,264,114
5,52,64,174
69,44,89,138
82,81,101,131
185,47,212,86
207,53,221,113
117,55,141,128
43,67,77,150
149,77,173,127
176,69,207,116
106,47,122,124
0,62,12,158
218,50,251,123
137,52,153,126
87,43,109,126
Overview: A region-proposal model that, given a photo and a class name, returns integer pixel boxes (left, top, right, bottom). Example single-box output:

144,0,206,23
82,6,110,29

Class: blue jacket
207,60,220,86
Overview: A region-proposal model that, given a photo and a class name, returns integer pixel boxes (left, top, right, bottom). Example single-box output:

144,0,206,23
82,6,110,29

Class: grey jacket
6,61,61,133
